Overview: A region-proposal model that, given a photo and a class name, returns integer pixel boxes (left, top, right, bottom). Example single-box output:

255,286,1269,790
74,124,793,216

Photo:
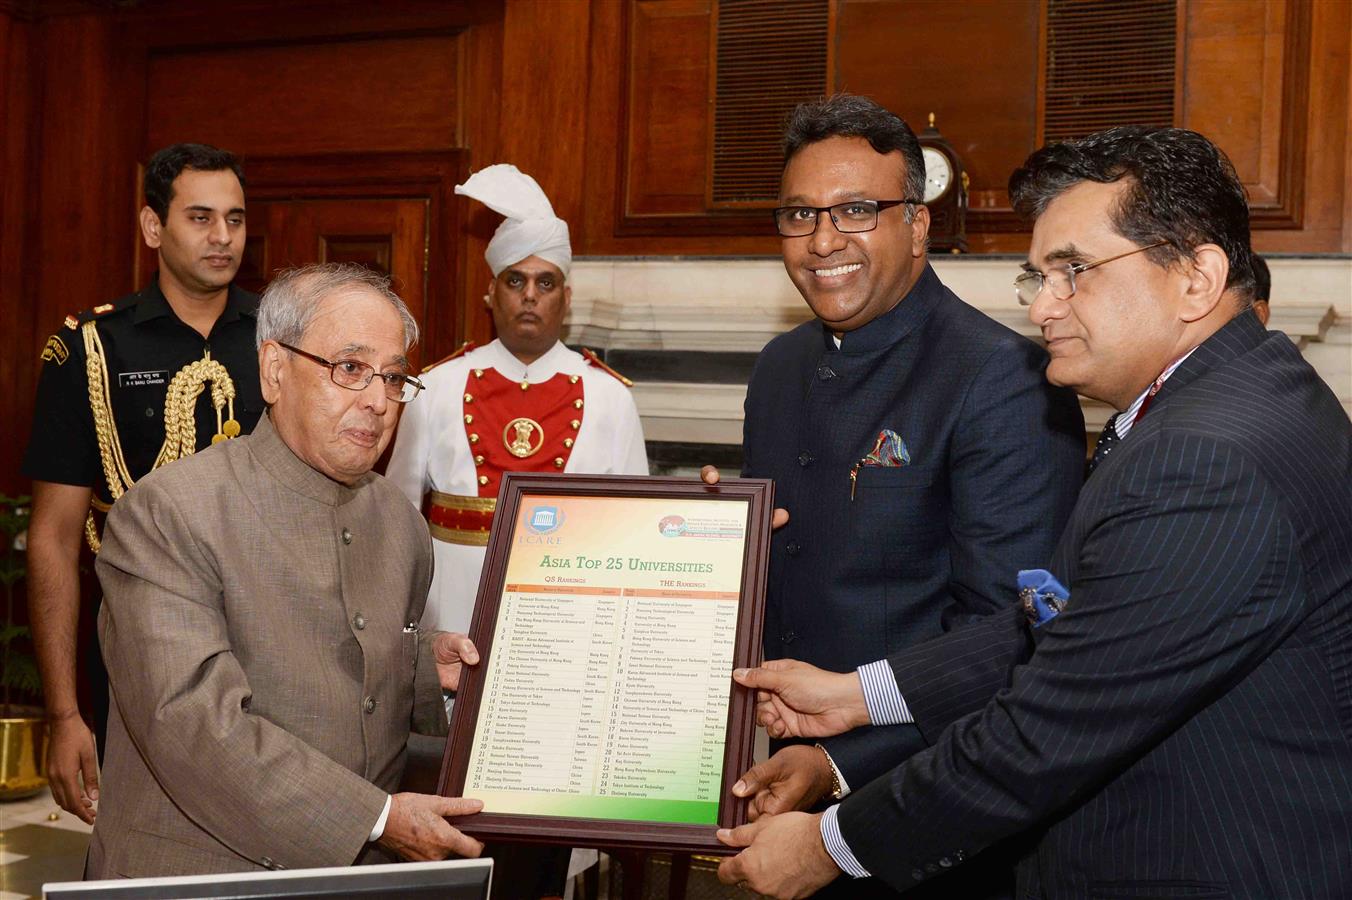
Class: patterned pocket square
850,429,911,499
862,428,911,467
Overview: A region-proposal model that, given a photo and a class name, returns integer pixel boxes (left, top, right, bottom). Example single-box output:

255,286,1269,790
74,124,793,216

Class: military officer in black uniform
23,143,263,825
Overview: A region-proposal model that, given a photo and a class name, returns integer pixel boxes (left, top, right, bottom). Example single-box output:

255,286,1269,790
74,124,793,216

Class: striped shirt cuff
858,660,913,726
820,804,871,878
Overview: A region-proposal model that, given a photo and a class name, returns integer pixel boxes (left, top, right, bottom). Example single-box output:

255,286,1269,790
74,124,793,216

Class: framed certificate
438,473,773,853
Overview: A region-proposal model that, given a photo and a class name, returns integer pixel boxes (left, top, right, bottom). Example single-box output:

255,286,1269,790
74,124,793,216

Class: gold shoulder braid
81,321,240,553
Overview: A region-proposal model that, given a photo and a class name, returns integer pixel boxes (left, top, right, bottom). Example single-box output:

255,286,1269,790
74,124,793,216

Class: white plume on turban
455,164,572,278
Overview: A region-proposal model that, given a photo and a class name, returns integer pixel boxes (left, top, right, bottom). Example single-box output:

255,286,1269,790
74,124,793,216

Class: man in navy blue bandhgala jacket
718,127,1352,900
728,94,1085,899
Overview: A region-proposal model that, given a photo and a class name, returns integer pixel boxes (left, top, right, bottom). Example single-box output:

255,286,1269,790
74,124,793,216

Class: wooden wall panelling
452,0,593,346
1254,0,1349,253
455,19,504,345
575,0,813,255
119,0,502,51
0,10,38,493
497,0,592,230
707,0,833,208
1182,0,1309,230
625,0,710,218
603,0,782,246
234,152,467,365
145,34,461,158
17,14,147,487
835,0,1041,241
1346,2,1352,253
298,197,431,338
578,0,628,253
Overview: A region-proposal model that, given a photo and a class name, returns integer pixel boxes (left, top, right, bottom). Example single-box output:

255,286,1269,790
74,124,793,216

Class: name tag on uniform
118,370,169,388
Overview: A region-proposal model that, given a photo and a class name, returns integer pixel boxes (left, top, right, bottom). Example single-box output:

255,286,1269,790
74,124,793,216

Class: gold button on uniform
353,613,366,630
469,433,479,443
573,399,583,409
570,419,580,430
479,475,489,485
464,414,473,424
464,393,473,403
554,457,564,468
474,454,485,465
564,438,574,448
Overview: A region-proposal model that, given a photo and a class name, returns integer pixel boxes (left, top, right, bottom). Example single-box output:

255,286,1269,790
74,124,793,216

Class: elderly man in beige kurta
88,263,483,878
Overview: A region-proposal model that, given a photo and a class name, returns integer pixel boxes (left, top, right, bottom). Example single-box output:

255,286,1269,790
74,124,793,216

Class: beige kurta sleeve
97,477,388,870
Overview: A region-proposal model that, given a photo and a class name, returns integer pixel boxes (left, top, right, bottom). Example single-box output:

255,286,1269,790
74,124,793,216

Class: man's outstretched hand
734,659,871,739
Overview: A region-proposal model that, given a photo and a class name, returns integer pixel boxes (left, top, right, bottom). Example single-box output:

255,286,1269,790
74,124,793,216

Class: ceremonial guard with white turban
387,164,648,636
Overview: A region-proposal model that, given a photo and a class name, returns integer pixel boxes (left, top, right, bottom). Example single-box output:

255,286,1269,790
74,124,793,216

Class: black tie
1088,413,1120,476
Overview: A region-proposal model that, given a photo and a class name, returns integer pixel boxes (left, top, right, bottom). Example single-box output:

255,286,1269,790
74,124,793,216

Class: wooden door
233,197,430,365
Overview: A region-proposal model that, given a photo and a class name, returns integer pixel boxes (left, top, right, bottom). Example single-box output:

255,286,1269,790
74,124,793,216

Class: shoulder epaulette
581,348,634,387
421,341,476,374
73,296,134,327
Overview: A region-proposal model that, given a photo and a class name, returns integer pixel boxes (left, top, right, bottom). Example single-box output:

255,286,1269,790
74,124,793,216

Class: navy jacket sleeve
837,432,1307,890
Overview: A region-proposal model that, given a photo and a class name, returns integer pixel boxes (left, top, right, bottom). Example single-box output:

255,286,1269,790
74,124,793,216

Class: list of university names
466,584,738,806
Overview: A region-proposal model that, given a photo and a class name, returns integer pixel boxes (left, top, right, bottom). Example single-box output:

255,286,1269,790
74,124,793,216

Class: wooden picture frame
438,473,773,853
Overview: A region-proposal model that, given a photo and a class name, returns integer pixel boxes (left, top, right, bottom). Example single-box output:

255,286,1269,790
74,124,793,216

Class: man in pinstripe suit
716,127,1352,898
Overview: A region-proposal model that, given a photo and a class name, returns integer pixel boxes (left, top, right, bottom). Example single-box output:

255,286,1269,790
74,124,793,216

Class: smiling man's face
778,135,929,334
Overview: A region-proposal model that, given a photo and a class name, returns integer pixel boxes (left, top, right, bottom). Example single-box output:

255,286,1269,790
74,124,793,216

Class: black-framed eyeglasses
278,342,424,403
772,199,921,237
1014,240,1170,306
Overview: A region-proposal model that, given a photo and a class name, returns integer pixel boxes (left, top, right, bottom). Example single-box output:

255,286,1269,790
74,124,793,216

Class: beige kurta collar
247,411,368,507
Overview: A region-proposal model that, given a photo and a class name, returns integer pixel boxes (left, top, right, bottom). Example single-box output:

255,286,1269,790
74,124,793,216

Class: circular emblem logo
503,417,544,458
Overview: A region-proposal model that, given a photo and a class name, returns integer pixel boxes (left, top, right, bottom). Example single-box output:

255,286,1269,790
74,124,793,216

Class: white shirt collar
480,339,572,382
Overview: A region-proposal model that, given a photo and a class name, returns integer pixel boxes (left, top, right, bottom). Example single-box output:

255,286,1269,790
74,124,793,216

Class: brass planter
0,705,49,800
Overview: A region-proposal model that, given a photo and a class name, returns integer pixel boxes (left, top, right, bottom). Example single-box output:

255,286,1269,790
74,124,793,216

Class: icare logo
657,515,687,537
525,506,564,535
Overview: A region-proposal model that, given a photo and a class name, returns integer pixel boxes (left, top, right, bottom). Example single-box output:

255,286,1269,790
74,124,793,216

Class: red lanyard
1133,351,1192,426
1132,376,1165,426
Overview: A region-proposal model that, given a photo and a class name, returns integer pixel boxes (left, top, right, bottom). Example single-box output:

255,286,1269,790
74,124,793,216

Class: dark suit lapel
1145,308,1267,413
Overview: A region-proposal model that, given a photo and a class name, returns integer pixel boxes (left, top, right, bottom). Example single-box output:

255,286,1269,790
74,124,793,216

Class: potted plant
0,493,47,800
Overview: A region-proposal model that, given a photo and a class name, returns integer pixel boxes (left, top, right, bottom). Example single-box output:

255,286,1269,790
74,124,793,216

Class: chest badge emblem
503,417,544,458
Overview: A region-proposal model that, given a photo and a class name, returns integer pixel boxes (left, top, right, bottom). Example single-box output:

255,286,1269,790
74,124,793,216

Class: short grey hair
255,263,419,352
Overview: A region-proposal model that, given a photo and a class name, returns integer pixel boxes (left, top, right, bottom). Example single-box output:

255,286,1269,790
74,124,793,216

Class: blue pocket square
1018,568,1069,627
